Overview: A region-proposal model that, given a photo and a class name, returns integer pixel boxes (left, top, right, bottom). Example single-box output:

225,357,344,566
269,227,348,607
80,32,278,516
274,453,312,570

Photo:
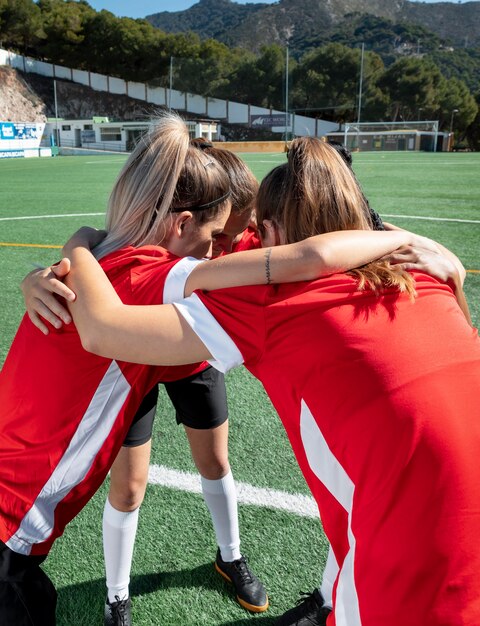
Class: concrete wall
54,64,73,80
215,141,288,153
90,72,108,91
206,98,227,119
71,69,90,87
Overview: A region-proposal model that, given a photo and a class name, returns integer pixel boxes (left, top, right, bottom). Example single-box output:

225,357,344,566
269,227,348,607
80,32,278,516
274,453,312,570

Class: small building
44,117,220,152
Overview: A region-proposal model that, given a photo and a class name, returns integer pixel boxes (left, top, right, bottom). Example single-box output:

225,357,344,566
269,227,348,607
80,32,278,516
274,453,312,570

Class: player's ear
171,211,194,238
261,220,284,247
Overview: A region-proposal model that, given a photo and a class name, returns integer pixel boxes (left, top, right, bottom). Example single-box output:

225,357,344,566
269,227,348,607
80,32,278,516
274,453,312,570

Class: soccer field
1,151,479,625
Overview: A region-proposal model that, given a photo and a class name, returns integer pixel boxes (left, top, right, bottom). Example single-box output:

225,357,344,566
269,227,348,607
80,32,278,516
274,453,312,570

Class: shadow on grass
56,562,280,624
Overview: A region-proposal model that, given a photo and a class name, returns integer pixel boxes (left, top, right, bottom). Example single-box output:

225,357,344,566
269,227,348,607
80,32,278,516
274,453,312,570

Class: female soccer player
58,138,480,625
95,138,267,623
2,115,428,626
23,136,265,624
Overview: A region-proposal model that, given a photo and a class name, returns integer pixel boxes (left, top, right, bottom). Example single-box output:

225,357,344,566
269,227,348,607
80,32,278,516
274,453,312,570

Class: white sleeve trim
163,257,205,303
173,293,244,374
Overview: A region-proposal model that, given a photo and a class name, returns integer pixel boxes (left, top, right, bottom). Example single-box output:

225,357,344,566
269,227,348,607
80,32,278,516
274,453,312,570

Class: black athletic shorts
0,541,57,626
123,366,228,447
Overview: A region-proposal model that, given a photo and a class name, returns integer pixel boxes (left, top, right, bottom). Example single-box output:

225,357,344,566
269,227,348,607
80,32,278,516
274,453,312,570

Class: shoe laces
110,596,129,626
231,555,253,584
295,590,319,609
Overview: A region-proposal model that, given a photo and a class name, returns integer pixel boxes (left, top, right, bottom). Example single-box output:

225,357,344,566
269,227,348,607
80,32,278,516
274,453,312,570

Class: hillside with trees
0,0,479,148
147,0,480,51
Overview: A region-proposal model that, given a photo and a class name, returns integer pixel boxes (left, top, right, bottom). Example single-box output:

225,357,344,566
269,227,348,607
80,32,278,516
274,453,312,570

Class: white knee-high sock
201,470,241,562
103,498,140,603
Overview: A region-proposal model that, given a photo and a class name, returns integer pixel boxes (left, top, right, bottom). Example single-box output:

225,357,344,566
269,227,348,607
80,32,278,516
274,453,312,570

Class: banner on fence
250,114,290,128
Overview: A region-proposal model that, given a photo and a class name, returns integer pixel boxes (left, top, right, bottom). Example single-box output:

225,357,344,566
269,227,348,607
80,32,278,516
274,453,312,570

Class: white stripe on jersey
173,294,244,373
300,400,361,626
163,257,205,303
6,361,131,555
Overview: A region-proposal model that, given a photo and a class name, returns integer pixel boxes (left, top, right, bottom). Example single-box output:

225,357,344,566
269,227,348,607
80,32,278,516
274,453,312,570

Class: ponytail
257,137,416,298
94,112,230,259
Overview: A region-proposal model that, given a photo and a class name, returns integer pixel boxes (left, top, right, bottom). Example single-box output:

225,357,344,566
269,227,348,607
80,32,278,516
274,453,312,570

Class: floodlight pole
53,79,60,147
168,56,174,110
449,108,459,133
357,43,365,125
285,43,289,143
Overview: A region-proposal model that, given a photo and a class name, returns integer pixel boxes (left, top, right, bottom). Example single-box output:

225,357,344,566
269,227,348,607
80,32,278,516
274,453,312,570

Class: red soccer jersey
0,246,205,556
174,272,480,625
231,226,260,253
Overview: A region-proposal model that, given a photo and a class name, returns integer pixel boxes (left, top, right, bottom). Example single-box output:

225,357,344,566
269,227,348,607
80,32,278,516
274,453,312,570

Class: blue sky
87,1,276,19
86,0,471,20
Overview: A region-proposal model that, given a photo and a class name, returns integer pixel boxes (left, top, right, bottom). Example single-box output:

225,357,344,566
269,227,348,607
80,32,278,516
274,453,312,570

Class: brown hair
256,137,416,297
190,139,258,217
93,113,230,259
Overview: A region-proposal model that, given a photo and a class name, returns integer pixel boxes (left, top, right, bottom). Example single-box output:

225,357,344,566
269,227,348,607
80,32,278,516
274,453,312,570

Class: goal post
338,121,440,152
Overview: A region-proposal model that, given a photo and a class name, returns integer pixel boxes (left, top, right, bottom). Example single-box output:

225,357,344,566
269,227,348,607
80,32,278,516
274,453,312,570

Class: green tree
173,38,241,98
226,44,285,108
379,57,445,121
0,0,44,53
465,90,480,150
437,76,478,137
291,43,386,123
427,48,480,95
37,0,94,67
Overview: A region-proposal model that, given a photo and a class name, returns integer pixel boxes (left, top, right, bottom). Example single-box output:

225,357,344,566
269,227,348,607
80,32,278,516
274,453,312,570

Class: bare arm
185,228,434,294
66,244,210,365
383,221,466,284
62,227,436,362
382,222,471,325
23,226,426,334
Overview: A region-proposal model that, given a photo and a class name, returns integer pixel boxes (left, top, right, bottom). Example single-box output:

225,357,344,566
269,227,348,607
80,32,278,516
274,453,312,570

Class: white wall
72,69,90,87
109,76,126,95
0,47,337,138
127,82,146,100
228,102,249,124
207,98,227,119
146,86,166,106
90,72,108,91
54,64,72,80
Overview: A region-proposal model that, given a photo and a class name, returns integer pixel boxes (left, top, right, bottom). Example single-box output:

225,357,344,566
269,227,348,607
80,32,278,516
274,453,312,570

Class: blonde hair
257,137,416,298
94,112,230,259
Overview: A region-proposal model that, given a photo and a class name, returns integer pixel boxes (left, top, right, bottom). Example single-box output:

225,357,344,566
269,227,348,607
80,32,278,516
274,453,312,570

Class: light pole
53,79,60,147
357,42,365,125
449,108,459,133
285,42,289,143
417,107,423,121
168,56,174,110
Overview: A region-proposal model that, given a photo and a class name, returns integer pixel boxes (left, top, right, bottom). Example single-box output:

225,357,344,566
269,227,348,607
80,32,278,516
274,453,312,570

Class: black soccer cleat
104,595,132,626
214,548,269,612
275,589,332,625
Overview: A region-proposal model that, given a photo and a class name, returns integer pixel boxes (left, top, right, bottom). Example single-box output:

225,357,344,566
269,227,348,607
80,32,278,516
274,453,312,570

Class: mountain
146,0,480,52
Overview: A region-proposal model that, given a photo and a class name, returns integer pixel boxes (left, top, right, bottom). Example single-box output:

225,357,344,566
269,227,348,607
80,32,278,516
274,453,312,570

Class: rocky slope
0,66,47,122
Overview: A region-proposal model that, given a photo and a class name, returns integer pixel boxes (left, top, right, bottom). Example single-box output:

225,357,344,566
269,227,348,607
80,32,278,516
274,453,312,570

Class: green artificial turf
0,150,479,625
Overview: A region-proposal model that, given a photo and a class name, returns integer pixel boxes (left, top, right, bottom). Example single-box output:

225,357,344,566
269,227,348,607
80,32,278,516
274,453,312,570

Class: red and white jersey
175,272,480,625
0,245,205,556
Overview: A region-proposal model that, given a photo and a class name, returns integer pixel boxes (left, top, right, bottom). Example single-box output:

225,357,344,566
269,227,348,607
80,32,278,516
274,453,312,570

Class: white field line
84,159,126,164
382,214,480,224
148,464,318,519
2,211,479,225
0,212,104,221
